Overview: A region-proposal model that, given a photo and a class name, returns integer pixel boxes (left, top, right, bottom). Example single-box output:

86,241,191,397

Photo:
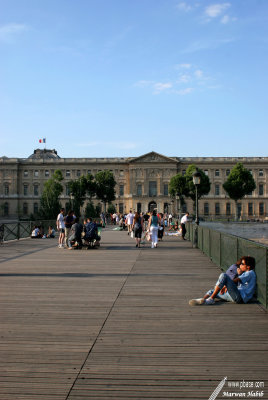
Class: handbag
130,231,134,238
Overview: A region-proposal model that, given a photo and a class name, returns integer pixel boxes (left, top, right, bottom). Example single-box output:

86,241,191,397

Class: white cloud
205,3,231,18
0,23,29,42
178,74,191,83
134,80,154,88
176,2,193,12
194,69,203,78
153,82,172,94
177,63,192,69
177,88,194,95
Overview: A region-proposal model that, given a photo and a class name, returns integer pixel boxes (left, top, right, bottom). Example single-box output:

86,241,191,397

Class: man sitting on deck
189,256,256,306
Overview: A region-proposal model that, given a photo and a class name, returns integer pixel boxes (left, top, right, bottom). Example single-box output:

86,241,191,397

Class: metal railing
186,223,268,309
0,220,56,242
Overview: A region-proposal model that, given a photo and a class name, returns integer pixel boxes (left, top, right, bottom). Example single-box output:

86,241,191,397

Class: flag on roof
39,138,46,143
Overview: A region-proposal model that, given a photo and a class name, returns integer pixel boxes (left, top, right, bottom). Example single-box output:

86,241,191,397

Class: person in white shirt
56,208,65,248
180,212,189,240
126,211,134,235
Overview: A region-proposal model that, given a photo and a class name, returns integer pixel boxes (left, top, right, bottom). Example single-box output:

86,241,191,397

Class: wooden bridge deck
0,229,267,400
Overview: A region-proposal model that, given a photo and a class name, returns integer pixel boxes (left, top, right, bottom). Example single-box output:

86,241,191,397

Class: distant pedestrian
148,210,159,248
126,210,134,235
132,212,144,248
180,212,189,240
56,208,65,248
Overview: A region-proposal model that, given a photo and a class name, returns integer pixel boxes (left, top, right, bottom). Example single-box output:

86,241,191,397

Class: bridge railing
186,223,268,309
0,220,56,242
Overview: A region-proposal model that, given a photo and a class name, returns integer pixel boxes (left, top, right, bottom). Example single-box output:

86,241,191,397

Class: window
119,185,124,196
119,203,124,214
3,202,9,216
33,185,39,196
215,203,220,215
226,203,231,216
66,185,70,196
164,184,169,196
259,203,264,216
149,181,157,197
4,184,9,195
137,202,141,213
24,170,28,177
23,185,28,196
33,203,39,214
204,170,208,176
77,170,81,177
23,202,28,215
45,170,49,177
248,203,253,216
119,170,124,177
87,170,91,175
182,203,187,213
226,169,230,176
259,169,264,177
204,203,209,215
164,203,169,213
137,184,142,196
34,170,39,177
66,170,70,177
259,184,264,196
237,203,242,218
182,170,186,176
249,169,252,175
215,169,220,177
215,184,220,196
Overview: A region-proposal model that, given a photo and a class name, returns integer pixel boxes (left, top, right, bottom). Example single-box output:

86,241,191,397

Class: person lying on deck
189,256,256,306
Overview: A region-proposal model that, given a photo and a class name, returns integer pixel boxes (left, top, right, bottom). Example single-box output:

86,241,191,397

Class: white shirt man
180,212,189,240
126,211,134,234
56,209,65,248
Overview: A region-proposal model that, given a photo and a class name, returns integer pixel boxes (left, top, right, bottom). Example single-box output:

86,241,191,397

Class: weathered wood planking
0,229,267,400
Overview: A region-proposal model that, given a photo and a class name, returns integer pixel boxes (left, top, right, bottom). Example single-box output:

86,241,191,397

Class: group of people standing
124,210,166,248
56,209,100,249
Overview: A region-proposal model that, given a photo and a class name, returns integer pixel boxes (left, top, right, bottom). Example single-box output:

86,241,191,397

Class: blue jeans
207,273,243,303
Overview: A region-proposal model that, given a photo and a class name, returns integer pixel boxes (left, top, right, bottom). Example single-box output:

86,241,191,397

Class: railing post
17,223,20,240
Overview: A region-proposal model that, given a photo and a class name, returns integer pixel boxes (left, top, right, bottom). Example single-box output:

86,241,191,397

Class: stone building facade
0,149,267,220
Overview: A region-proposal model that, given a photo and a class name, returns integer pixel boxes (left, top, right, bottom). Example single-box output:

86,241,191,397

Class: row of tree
169,163,256,220
39,170,116,219
38,162,256,221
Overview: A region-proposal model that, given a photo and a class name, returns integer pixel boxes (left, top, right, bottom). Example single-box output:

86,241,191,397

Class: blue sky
0,0,267,158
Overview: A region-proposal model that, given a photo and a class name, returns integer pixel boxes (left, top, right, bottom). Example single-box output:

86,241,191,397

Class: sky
0,0,268,159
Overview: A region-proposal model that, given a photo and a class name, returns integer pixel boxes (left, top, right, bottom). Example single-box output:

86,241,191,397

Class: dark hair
152,210,157,216
134,212,140,223
241,256,256,270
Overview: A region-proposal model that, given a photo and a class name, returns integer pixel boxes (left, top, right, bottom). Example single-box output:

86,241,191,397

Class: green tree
68,175,88,217
223,162,256,220
84,201,97,219
68,174,96,217
95,171,116,213
185,164,211,203
169,174,189,219
39,170,63,219
107,203,116,214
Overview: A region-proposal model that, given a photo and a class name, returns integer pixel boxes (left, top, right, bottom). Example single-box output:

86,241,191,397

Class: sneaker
58,244,62,248
189,298,205,306
205,297,215,305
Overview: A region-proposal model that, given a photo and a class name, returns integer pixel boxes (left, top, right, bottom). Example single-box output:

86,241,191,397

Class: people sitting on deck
47,226,55,238
83,218,101,247
67,218,83,249
31,226,42,238
189,256,256,306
